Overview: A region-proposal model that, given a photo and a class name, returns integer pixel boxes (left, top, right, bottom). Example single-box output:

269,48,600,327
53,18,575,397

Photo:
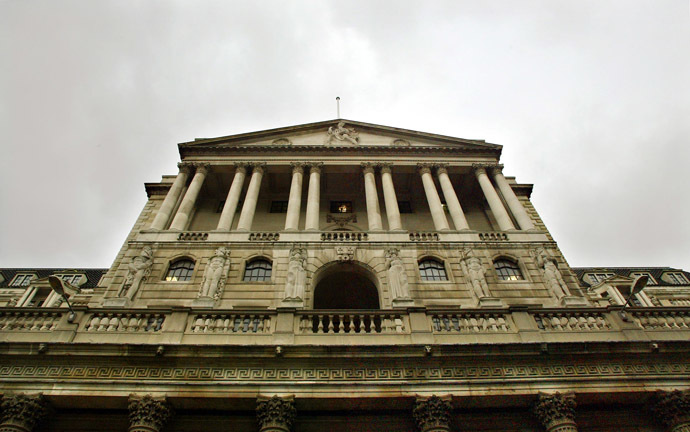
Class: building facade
1,120,689,432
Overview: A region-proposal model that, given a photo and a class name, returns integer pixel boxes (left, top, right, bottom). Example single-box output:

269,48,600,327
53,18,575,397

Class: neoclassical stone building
1,120,689,431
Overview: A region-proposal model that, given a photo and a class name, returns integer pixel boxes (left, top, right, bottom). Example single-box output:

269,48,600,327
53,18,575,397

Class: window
419,259,448,281
27,288,51,307
59,274,82,285
270,201,289,213
665,272,689,285
10,274,35,287
330,201,352,213
243,259,272,282
630,272,656,285
587,273,614,285
494,259,523,281
165,259,195,281
398,201,412,213
614,286,642,307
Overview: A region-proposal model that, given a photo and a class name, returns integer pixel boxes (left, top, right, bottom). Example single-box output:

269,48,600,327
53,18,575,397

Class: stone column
473,164,516,231
436,164,469,230
413,395,452,432
0,393,50,432
236,163,266,231
216,163,248,231
150,163,192,230
379,163,403,231
418,164,450,231
256,395,296,432
128,394,173,432
284,163,304,231
491,165,535,230
304,163,322,231
652,390,690,432
533,392,578,432
169,163,210,231
362,163,383,231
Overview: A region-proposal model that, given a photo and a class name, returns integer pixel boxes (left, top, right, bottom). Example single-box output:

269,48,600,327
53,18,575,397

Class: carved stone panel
533,392,578,432
128,394,173,432
256,396,296,432
413,395,451,432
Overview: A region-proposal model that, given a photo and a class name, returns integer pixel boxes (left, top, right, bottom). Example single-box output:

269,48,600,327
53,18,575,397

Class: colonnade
2,391,688,431
149,161,535,233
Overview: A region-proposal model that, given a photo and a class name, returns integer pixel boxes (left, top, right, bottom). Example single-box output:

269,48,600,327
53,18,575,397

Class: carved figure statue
460,249,491,299
284,248,307,300
386,248,410,300
118,246,153,300
326,121,359,145
199,247,230,300
532,247,571,299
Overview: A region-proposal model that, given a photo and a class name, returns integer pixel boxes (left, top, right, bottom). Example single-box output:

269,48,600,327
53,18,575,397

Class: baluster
192,317,203,332
338,315,345,333
647,315,659,329
327,315,335,333
87,316,98,331
97,316,109,331
317,315,325,333
348,314,356,333
571,316,583,330
497,316,508,331
470,317,480,332
487,316,497,331
396,316,405,333
106,317,118,331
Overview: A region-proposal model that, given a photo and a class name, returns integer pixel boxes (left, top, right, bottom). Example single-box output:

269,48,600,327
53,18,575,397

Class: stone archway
312,261,380,310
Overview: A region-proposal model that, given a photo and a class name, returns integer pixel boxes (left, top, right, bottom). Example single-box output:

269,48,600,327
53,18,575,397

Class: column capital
361,162,376,174
0,393,51,431
533,392,577,432
307,162,323,173
256,395,296,432
249,162,267,174
128,394,173,432
490,164,505,175
417,163,434,175
413,395,451,432
435,163,450,175
177,162,194,173
652,390,690,430
233,162,249,173
290,162,305,174
378,162,393,174
191,162,211,174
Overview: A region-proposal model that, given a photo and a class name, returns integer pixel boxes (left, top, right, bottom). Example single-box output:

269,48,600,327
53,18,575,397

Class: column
169,163,210,231
491,165,536,230
304,163,322,231
128,394,173,432
418,164,450,231
473,164,516,231
652,390,690,432
216,163,247,231
0,393,50,431
256,396,296,432
362,163,383,231
436,164,470,230
284,163,304,231
236,163,266,231
413,396,451,432
379,163,403,231
533,392,578,432
150,163,191,230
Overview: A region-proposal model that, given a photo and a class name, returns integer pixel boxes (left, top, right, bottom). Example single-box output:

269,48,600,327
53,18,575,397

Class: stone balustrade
0,310,62,331
297,311,407,334
320,231,368,241
190,313,273,333
430,311,511,333
177,231,208,241
478,231,509,241
248,232,280,241
532,311,611,331
85,312,166,332
1,306,689,346
409,232,440,241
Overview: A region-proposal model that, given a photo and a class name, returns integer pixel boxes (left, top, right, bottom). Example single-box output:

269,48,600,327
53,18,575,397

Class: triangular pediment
179,119,501,153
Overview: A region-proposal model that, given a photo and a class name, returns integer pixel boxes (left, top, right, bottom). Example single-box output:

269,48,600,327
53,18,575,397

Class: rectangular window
330,201,353,213
667,273,689,284
270,201,289,213
588,273,614,285
630,272,656,285
10,274,34,287
60,275,82,285
615,286,642,307
398,201,412,213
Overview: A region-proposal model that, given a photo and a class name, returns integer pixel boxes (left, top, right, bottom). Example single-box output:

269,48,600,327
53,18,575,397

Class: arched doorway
312,262,380,310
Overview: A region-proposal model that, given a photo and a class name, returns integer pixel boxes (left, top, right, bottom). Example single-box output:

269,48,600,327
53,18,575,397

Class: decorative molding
128,394,173,432
326,213,357,228
533,392,578,432
391,139,411,147
413,395,451,432
335,246,356,261
0,393,50,432
256,395,296,432
652,390,690,430
272,138,292,146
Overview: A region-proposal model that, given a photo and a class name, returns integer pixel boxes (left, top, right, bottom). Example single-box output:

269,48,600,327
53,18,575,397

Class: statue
460,249,491,299
386,248,410,300
199,247,230,300
326,121,359,145
532,247,571,299
284,248,307,300
118,246,153,300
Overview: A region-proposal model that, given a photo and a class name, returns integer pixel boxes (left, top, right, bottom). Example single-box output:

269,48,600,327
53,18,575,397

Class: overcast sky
1,1,689,270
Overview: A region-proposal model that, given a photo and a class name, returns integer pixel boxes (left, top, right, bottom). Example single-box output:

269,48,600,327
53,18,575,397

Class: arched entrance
312,262,380,310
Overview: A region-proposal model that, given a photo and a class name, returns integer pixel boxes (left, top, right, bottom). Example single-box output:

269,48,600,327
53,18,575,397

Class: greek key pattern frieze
0,361,688,383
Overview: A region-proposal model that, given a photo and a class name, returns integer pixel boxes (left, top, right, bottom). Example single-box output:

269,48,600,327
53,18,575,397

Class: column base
191,297,217,308
560,296,589,307
477,297,506,308
103,297,130,308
